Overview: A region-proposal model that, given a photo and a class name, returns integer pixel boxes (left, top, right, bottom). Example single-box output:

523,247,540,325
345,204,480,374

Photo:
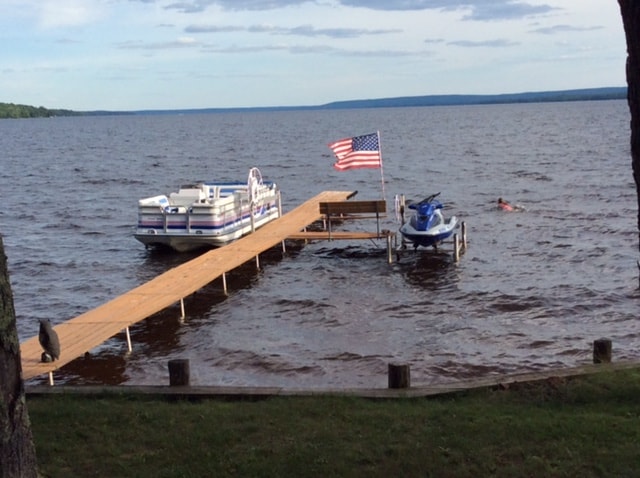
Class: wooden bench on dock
319,199,387,240
287,199,393,242
286,199,395,262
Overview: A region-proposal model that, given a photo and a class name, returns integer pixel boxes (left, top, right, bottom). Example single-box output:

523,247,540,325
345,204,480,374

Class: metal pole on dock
453,222,467,262
250,195,256,233
125,326,132,352
281,189,286,252
453,234,460,262
277,189,282,217
399,194,407,250
462,222,467,250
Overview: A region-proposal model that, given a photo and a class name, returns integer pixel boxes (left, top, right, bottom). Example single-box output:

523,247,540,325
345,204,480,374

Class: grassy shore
28,368,640,477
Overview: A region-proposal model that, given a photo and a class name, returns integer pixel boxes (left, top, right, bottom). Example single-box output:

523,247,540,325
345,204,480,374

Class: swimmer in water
498,197,514,212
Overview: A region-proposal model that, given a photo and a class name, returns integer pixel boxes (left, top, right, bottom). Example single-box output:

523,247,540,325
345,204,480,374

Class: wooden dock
20,190,358,384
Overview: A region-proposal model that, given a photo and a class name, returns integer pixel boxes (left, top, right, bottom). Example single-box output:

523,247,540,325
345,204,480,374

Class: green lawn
28,369,640,477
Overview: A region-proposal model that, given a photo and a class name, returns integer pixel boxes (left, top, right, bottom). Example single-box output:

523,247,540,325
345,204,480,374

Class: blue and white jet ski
398,192,458,249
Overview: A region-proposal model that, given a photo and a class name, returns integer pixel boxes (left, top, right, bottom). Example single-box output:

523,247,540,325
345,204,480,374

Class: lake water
1,100,638,388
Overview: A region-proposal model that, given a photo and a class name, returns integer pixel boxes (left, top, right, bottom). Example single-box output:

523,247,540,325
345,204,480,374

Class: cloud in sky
0,0,627,110
117,37,202,50
185,23,401,38
167,0,557,19
447,39,520,48
530,24,603,35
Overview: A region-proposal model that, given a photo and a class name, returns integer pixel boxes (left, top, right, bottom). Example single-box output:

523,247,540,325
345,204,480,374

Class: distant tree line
1,87,629,118
0,102,81,119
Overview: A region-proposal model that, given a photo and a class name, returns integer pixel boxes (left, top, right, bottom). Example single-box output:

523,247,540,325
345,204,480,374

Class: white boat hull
134,168,281,252
134,204,280,252
399,215,458,248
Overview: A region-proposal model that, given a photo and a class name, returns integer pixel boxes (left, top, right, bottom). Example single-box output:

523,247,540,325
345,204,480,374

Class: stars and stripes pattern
328,132,382,171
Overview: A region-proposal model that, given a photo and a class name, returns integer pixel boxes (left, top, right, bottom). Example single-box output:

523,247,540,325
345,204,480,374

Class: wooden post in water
593,338,612,364
388,363,410,389
168,359,190,386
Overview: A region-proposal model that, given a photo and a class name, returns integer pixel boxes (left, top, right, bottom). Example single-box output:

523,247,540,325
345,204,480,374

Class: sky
0,0,628,111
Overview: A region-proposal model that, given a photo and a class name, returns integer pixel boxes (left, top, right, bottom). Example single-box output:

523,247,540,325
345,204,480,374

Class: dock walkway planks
20,190,355,383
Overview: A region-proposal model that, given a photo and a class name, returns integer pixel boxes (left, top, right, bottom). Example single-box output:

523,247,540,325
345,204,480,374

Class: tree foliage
0,102,80,119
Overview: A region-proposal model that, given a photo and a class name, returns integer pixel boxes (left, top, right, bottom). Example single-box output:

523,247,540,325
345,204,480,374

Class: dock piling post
388,363,411,389
180,298,185,321
222,272,228,295
168,359,190,386
593,338,612,363
48,371,54,386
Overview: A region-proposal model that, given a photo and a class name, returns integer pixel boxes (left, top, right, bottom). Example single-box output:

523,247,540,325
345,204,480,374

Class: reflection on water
398,250,459,290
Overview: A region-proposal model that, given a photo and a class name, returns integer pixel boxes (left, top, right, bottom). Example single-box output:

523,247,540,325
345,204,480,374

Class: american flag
328,132,381,171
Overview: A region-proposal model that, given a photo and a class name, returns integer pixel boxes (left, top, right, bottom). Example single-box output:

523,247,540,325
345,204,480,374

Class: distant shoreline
0,86,627,119
105,86,630,116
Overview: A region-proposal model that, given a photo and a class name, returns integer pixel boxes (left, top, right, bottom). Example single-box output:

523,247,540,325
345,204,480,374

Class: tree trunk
0,236,38,477
618,1,640,253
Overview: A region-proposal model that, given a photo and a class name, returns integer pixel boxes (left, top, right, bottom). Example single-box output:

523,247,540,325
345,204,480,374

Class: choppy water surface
1,100,638,388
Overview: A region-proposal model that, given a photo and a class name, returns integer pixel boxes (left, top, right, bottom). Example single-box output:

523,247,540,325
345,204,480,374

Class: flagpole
377,130,386,201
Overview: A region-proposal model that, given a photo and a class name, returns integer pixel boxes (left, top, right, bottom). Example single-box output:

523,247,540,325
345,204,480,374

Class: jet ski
398,192,458,249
